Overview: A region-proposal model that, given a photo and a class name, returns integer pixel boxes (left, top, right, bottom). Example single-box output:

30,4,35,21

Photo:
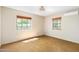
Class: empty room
0,6,79,52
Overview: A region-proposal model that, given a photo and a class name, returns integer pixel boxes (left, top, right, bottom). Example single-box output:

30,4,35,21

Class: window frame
52,16,61,30
16,15,32,30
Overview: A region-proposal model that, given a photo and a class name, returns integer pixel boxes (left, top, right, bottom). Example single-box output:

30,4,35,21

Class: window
16,15,32,30
52,16,61,30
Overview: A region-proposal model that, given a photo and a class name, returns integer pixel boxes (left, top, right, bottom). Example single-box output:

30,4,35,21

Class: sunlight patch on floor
22,38,39,43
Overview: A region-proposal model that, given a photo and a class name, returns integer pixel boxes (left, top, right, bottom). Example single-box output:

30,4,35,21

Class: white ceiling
6,6,79,16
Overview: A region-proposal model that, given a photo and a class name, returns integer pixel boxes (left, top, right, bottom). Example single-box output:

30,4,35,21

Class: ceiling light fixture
40,6,45,11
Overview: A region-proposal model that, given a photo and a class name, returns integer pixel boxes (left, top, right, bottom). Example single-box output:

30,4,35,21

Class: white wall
2,7,16,44
0,7,1,47
44,12,79,43
2,7,44,44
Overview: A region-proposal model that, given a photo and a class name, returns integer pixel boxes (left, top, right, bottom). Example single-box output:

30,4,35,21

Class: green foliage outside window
16,18,31,30
53,19,61,30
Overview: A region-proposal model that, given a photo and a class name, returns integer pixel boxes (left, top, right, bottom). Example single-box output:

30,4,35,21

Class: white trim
45,34,79,44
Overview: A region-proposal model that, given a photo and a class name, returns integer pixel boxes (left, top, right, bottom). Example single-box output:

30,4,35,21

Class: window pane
16,16,31,30
17,23,22,27
53,19,61,30
17,18,22,22
22,24,27,26
54,23,58,27
58,20,61,23
58,23,61,27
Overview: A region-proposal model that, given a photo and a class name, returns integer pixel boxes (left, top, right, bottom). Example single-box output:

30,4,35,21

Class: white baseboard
2,35,44,45
45,34,79,44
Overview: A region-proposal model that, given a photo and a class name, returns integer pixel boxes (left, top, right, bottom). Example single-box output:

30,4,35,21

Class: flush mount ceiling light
39,6,45,11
